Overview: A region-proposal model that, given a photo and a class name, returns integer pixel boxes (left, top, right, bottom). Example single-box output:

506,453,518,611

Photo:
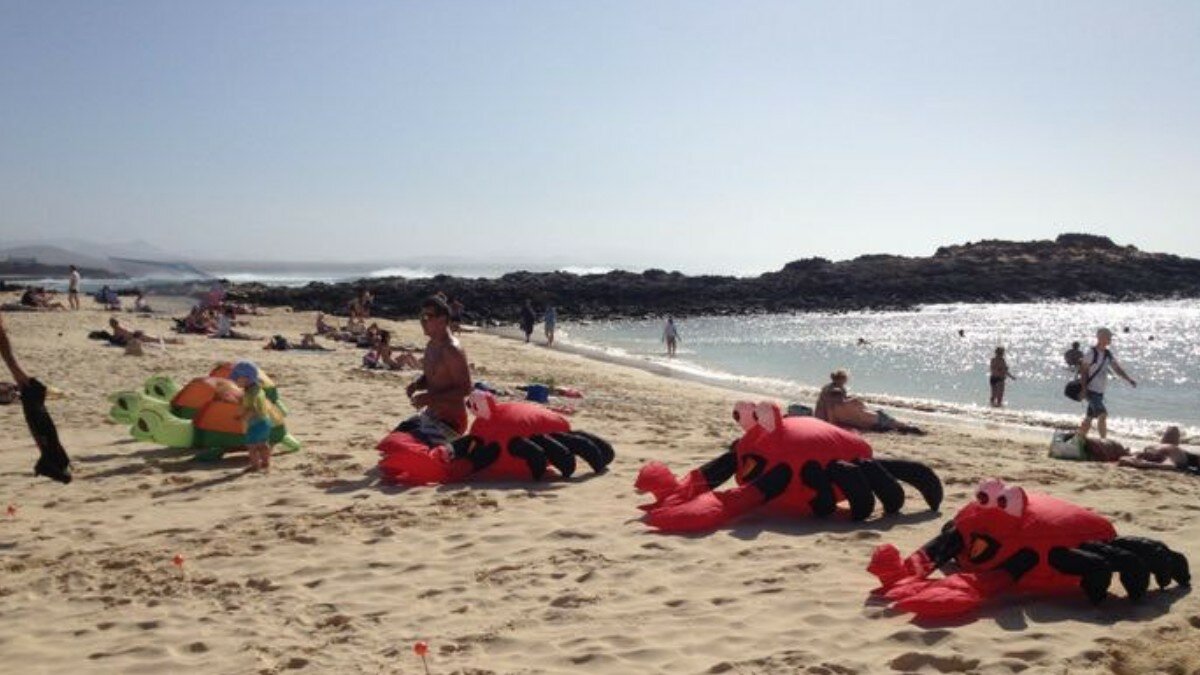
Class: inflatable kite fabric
635,401,943,533
868,478,1191,619
108,374,181,425
377,390,614,485
127,363,300,461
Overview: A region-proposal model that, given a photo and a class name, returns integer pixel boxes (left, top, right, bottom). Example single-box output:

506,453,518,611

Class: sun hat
229,361,260,386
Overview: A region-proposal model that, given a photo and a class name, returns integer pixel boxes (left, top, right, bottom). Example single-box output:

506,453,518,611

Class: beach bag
1049,430,1086,460
523,384,550,404
785,403,814,417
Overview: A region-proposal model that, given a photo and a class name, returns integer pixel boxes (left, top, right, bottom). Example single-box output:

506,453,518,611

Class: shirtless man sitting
395,296,472,448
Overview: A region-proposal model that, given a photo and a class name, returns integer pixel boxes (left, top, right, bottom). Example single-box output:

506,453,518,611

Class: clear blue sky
2,1,1198,273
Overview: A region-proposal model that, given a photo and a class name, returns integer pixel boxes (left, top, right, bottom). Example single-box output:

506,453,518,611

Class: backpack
1064,347,1109,401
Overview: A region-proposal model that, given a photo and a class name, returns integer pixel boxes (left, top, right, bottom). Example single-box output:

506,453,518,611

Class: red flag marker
172,553,185,567
413,641,430,674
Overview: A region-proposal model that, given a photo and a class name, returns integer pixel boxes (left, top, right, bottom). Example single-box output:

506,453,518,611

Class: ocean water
559,302,1200,441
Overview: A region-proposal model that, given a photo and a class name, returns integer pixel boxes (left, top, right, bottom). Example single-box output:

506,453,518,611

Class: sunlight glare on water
561,302,1200,440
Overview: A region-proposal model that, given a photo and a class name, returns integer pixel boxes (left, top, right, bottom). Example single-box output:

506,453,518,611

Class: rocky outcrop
227,234,1200,322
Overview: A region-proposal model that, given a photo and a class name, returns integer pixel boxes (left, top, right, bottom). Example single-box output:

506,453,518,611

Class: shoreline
485,324,1144,446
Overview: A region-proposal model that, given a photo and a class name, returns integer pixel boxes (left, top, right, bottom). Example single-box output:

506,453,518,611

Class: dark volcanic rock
227,234,1200,322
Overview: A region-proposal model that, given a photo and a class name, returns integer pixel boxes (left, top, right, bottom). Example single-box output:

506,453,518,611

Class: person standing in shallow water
519,300,536,343
988,347,1016,407
662,316,680,357
543,305,557,346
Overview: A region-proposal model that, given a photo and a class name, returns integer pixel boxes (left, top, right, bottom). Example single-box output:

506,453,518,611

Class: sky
2,1,1198,274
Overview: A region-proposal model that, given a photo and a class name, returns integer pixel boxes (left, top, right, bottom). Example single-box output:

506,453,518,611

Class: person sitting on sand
20,287,66,311
315,312,337,336
1118,426,1193,471
814,369,925,435
212,307,258,340
133,291,152,313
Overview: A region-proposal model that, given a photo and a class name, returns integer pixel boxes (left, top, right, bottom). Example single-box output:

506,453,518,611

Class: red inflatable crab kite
869,478,1191,619
636,401,942,532
377,391,614,485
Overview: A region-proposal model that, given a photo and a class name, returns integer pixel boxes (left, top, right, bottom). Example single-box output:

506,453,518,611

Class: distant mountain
0,244,117,272
0,240,212,280
2,237,179,260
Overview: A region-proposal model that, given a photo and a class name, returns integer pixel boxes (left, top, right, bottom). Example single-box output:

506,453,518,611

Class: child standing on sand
230,361,283,472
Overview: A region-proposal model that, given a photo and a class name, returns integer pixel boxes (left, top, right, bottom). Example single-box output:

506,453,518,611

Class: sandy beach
2,297,1199,675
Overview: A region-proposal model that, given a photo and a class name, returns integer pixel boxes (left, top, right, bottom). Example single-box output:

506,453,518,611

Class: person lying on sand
106,318,180,346
0,311,72,483
1118,426,1194,471
814,369,925,435
264,334,332,351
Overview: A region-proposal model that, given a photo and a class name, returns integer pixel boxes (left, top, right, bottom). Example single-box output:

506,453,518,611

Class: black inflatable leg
876,459,942,511
1048,547,1113,603
1080,541,1150,601
449,436,501,474
800,460,836,516
750,463,792,502
857,459,905,514
568,431,616,467
531,434,576,478
508,437,548,480
1110,536,1191,588
919,520,966,569
826,460,875,521
553,432,607,474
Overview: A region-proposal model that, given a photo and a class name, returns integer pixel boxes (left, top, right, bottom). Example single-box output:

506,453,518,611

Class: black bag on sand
20,378,72,484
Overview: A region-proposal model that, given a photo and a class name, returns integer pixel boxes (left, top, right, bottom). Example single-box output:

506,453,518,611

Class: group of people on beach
2,266,1192,486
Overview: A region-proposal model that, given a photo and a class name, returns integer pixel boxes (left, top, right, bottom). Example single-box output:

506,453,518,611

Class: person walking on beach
0,312,72,483
67,265,80,310
663,316,680,357
544,305,558,346
1077,327,1137,441
400,296,473,446
519,300,536,343
988,347,1016,407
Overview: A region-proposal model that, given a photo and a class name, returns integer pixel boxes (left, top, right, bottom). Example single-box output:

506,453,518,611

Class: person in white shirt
1076,327,1137,440
662,316,680,357
67,265,81,310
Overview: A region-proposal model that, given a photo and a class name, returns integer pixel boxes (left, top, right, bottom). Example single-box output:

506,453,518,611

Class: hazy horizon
3,1,1198,272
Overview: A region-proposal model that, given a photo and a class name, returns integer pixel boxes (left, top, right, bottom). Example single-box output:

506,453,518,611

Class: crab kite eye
733,401,758,431
975,478,1006,508
999,486,1026,517
754,401,780,433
